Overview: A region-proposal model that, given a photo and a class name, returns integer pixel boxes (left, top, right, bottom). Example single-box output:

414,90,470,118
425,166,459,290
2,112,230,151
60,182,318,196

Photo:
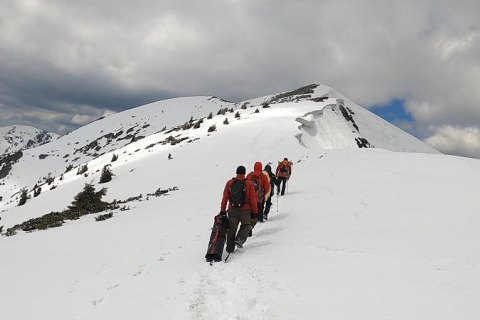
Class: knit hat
236,165,246,174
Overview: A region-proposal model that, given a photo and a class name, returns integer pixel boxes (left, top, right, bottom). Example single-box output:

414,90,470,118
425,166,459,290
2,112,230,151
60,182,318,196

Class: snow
1,85,479,319
0,125,58,155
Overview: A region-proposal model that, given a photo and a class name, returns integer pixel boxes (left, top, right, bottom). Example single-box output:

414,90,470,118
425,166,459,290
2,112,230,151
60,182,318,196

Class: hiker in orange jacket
221,165,258,252
276,158,292,195
246,161,270,224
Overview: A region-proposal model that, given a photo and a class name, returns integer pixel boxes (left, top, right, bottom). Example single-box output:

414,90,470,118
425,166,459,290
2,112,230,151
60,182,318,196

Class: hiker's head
254,161,262,173
265,164,271,172
236,165,246,175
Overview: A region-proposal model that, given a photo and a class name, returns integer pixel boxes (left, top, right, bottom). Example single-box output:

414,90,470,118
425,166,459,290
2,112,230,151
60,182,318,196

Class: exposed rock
0,150,23,179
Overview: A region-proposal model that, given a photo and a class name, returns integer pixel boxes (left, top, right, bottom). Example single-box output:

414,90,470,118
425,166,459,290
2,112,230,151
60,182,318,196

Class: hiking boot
226,243,235,253
234,240,243,248
263,214,268,221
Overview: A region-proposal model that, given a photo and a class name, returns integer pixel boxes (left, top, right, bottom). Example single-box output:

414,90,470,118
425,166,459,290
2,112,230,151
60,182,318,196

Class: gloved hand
220,211,227,217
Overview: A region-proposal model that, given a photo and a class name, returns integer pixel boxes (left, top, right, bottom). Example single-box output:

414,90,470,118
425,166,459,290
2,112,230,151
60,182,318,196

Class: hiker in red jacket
221,165,258,252
246,161,270,224
276,158,292,195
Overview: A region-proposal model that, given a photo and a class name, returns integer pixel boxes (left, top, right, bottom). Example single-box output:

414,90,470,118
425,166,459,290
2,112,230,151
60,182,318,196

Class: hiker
246,161,270,225
220,165,258,252
263,164,277,219
276,158,292,195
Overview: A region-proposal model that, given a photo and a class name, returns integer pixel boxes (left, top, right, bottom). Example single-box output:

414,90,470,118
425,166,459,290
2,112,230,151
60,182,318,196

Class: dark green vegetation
4,185,179,236
6,183,113,236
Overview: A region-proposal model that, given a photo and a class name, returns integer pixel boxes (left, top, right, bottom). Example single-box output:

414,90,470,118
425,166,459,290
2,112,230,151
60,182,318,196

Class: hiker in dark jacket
221,165,258,252
263,164,277,219
276,158,292,195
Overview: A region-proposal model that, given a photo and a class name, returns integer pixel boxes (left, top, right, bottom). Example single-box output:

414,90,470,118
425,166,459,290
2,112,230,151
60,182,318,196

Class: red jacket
221,174,259,214
276,160,292,178
246,162,271,203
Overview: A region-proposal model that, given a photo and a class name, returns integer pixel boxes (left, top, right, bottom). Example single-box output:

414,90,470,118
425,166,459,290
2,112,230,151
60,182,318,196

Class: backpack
229,178,246,208
278,161,291,178
249,174,264,202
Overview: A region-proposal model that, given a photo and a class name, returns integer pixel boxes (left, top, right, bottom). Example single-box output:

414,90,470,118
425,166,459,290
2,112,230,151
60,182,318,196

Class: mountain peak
0,125,58,156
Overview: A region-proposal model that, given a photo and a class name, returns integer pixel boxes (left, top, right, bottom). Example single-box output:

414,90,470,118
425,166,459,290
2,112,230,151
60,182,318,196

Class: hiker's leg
258,201,265,222
281,178,286,195
236,209,252,244
227,209,240,252
264,196,272,215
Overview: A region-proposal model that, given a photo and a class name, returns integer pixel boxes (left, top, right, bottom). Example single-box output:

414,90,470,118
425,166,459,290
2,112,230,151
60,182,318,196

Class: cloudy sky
1,0,479,158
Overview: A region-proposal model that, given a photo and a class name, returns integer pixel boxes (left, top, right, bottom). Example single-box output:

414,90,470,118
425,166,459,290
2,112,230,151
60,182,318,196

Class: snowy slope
2,84,476,320
0,96,236,205
0,84,437,208
0,125,58,155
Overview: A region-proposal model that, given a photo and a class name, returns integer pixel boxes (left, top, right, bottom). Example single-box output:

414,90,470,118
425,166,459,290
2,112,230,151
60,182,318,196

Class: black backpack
229,178,246,208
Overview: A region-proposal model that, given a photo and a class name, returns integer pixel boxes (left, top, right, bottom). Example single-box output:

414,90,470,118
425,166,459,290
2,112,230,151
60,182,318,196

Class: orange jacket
276,160,292,178
246,162,271,203
221,174,259,214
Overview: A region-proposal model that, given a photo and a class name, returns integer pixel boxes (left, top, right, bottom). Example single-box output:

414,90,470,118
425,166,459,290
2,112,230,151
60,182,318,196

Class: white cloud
436,31,479,61
425,125,480,158
71,114,94,126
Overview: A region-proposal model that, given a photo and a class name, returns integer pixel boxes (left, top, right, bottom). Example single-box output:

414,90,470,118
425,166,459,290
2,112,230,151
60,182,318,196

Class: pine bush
99,165,113,183
18,188,29,206
77,164,88,175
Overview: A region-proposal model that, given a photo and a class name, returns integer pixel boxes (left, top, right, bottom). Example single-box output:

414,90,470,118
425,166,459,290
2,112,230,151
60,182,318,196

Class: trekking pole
276,192,279,213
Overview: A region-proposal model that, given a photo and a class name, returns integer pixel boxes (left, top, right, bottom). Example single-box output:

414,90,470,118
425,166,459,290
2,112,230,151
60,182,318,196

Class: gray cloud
1,0,479,157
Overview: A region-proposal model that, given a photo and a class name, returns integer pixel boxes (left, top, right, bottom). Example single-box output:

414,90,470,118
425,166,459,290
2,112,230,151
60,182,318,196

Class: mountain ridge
0,84,437,210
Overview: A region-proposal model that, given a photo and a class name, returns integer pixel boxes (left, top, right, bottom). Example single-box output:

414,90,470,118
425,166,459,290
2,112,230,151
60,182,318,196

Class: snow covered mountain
2,84,478,320
0,84,437,206
0,125,58,156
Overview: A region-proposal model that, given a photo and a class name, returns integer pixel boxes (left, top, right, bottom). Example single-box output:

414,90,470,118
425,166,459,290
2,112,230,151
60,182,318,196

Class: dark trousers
264,180,276,217
264,196,272,217
251,201,265,229
226,208,251,252
277,177,287,195
258,201,265,222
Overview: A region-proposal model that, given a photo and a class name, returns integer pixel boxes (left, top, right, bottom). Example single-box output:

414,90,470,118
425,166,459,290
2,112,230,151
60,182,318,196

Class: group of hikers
207,158,292,262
